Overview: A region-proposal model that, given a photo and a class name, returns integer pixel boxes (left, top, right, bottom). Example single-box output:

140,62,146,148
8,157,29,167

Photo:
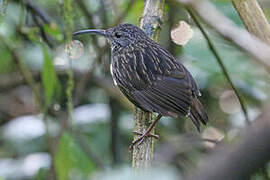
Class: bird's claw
133,131,159,139
129,131,159,151
129,135,147,151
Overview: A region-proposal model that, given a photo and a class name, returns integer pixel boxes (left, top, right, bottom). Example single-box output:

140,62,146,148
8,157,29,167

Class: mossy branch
232,0,270,46
63,0,75,127
132,0,164,170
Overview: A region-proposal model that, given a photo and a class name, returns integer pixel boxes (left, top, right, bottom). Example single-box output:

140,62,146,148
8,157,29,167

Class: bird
73,23,208,148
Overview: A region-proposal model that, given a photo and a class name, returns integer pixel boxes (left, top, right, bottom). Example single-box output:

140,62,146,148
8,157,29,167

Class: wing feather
112,41,207,131
131,76,192,117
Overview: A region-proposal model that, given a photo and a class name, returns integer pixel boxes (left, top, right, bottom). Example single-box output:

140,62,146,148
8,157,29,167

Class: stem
0,36,41,109
176,0,270,73
63,0,74,129
187,8,250,124
132,0,164,170
0,35,56,179
66,67,74,128
109,98,121,165
231,0,270,46
0,0,10,24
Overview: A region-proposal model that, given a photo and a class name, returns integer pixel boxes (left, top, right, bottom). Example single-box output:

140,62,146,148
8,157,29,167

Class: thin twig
74,132,105,169
109,98,121,165
1,35,57,180
63,0,75,131
32,14,57,48
22,0,57,48
0,36,41,108
187,8,250,124
0,71,40,92
176,0,270,73
0,69,133,111
22,0,51,23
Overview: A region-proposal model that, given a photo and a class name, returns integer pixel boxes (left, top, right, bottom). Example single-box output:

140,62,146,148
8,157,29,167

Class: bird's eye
115,32,122,38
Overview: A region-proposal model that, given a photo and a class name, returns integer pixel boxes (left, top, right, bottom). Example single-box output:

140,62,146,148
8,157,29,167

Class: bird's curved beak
73,29,106,37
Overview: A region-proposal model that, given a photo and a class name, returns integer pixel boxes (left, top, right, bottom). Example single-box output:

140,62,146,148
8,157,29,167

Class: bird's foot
133,131,159,139
129,131,159,151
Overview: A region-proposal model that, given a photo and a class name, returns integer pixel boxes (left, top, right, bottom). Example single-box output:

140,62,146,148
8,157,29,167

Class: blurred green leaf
34,168,48,180
54,132,97,180
0,47,13,73
41,45,60,108
43,23,64,43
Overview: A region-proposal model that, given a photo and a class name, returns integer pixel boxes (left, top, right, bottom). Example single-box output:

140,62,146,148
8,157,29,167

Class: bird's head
73,23,146,49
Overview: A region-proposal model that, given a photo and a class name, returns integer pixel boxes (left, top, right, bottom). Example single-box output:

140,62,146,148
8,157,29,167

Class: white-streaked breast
110,63,118,86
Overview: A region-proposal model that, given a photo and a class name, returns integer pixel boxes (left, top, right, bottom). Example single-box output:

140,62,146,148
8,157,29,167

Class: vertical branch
232,0,270,46
0,0,10,24
109,98,121,165
63,0,74,127
132,0,164,170
63,0,74,40
187,8,250,124
176,0,270,72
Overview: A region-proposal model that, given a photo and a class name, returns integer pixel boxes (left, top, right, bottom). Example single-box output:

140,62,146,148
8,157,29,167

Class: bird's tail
189,97,208,132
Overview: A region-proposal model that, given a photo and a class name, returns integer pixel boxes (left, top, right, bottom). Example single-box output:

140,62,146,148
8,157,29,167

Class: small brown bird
73,23,208,147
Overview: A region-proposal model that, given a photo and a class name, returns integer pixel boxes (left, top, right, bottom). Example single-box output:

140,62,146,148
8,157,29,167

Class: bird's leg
132,131,159,139
130,114,162,150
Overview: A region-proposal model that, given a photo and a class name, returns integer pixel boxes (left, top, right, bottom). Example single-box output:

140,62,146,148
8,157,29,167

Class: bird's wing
113,43,208,131
131,75,193,117
113,44,196,117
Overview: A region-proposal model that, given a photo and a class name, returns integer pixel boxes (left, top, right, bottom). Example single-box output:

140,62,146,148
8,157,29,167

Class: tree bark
132,0,164,170
232,0,270,45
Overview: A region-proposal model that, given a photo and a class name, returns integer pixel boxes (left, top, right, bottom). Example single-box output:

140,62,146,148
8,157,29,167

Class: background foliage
0,0,270,179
